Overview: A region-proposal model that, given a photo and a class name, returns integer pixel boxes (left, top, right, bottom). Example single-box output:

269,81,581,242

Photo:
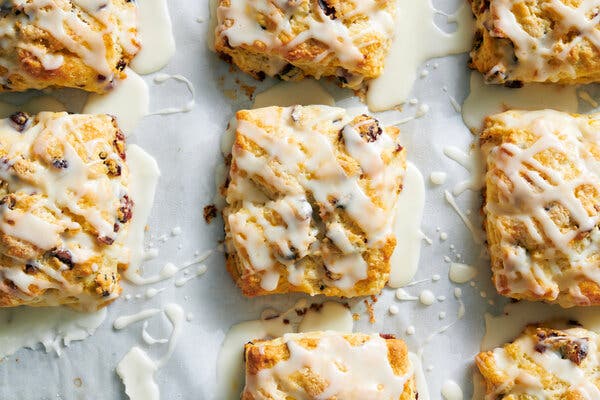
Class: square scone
0,0,140,93
476,325,600,399
481,109,600,307
214,0,396,89
469,0,600,85
0,112,133,310
242,332,417,400
223,105,406,298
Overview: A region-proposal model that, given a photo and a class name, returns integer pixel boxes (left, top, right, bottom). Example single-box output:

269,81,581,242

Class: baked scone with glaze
0,0,140,93
469,0,600,85
481,109,600,307
214,0,396,89
242,331,417,400
222,105,406,298
476,325,600,399
0,112,132,310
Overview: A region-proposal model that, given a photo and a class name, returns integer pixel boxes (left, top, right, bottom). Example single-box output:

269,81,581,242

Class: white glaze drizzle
129,0,175,75
297,301,353,333
462,72,578,131
116,303,185,400
125,249,212,286
449,262,478,284
389,162,426,287
117,346,160,400
149,74,196,115
443,145,485,196
430,171,447,185
122,144,160,276
441,379,463,400
113,308,161,330
0,306,106,358
444,190,484,244
173,264,207,287
419,290,436,306
367,0,473,111
142,321,168,345
482,110,600,304
82,68,150,135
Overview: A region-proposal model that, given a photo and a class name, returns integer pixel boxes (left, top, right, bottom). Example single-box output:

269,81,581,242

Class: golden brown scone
242,332,416,400
214,0,396,89
469,0,600,85
0,112,132,311
481,109,600,307
0,0,140,93
476,325,600,399
222,105,406,298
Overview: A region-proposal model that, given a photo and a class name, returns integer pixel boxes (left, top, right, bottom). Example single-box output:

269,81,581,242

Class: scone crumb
203,204,218,224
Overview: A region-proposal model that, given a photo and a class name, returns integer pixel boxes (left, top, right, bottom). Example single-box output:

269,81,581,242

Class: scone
0,0,140,93
0,112,132,310
223,105,406,297
469,0,600,85
481,109,600,307
242,332,417,400
476,325,600,399
214,0,396,89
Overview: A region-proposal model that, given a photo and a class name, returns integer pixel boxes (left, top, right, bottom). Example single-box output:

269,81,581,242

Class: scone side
224,236,396,298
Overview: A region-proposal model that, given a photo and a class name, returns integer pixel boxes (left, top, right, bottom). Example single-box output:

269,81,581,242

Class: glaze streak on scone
469,0,600,85
476,326,600,399
481,110,600,307
242,332,417,400
223,105,405,297
214,0,396,89
0,0,140,93
0,112,132,310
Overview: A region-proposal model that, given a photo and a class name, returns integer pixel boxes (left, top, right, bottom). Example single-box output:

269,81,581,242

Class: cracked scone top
476,325,600,399
223,105,405,297
469,0,600,85
214,0,396,89
242,332,416,400
0,112,132,310
0,0,140,93
481,110,600,307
